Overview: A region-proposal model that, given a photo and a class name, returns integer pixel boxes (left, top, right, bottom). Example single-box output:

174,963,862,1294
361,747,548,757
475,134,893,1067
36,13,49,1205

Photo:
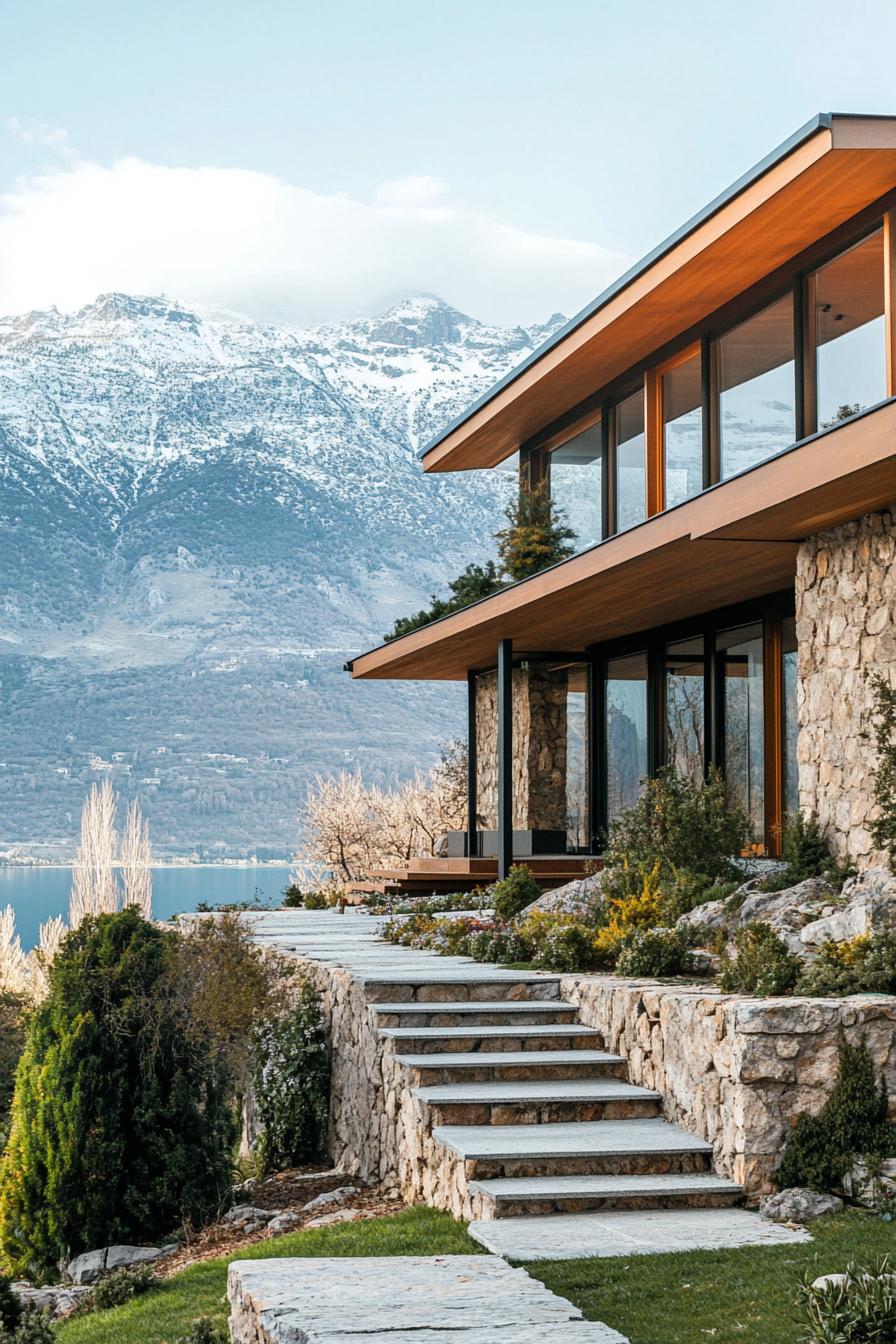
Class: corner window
605,652,648,824
614,390,646,532
717,293,795,479
662,351,703,507
811,228,886,431
549,422,602,551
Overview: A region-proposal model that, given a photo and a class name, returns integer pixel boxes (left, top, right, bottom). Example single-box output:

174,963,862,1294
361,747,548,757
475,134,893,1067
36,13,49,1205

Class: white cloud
0,153,629,327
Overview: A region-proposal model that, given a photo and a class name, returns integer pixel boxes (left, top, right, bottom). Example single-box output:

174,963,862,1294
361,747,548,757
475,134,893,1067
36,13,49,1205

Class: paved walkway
245,909,810,1261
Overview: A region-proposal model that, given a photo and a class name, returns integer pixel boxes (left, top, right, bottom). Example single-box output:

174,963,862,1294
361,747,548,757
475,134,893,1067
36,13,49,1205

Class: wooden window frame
647,341,702,517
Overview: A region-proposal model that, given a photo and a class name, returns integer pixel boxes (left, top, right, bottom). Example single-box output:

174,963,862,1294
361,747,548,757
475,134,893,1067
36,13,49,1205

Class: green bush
718,922,802,996
0,909,236,1281
0,1311,54,1344
605,768,752,894
0,1278,19,1331
532,923,596,973
656,871,740,923
301,891,328,911
468,929,531,965
615,927,697,979
76,1266,158,1314
796,933,896,998
253,977,330,1174
385,561,504,641
177,1320,229,1344
775,1036,895,1193
495,480,575,582
282,884,305,908
800,1255,896,1343
490,865,542,923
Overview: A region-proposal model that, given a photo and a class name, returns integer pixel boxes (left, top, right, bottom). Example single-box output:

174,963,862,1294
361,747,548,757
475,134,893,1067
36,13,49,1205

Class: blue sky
2,0,896,325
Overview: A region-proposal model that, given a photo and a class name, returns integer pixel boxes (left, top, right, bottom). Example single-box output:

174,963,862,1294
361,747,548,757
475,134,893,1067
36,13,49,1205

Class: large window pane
813,229,886,430
718,624,764,838
782,617,799,817
606,653,647,825
718,294,795,479
561,662,589,851
550,423,602,551
663,353,703,507
665,636,705,783
615,390,646,531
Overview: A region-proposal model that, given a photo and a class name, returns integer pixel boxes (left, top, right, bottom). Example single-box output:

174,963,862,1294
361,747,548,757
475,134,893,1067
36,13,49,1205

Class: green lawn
528,1210,896,1344
55,1208,477,1344
55,1207,892,1344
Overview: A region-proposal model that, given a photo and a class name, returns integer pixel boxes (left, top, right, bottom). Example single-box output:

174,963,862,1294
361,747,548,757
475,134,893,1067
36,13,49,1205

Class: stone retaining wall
562,976,896,1195
298,956,896,1203
796,507,896,868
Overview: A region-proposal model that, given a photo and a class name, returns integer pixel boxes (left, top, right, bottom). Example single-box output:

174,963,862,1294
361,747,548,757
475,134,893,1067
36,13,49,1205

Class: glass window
550,423,602,551
562,663,589,851
781,617,799,817
615,390,646,531
717,293,795,479
665,636,705,784
717,624,764,838
812,229,886,430
663,353,703,507
606,653,648,824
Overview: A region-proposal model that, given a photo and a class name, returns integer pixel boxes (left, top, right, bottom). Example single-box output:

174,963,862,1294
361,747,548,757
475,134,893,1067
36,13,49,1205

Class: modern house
348,114,896,890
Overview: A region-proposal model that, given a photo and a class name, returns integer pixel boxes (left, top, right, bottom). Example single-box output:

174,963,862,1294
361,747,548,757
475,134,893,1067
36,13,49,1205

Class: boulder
300,1185,358,1213
304,1207,362,1229
67,1243,174,1285
760,1187,843,1223
12,1283,91,1319
800,867,896,948
224,1205,276,1225
520,871,605,919
266,1212,303,1236
677,876,840,956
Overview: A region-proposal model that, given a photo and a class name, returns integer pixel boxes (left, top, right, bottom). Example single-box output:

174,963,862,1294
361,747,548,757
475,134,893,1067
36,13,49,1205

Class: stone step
434,1117,715,1179
380,1025,604,1054
374,1001,579,1028
467,1208,812,1261
416,1079,662,1126
395,1049,627,1083
469,1172,745,1218
362,972,561,1004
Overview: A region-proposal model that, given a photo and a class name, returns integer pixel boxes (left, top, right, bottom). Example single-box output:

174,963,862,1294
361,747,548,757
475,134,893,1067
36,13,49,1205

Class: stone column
795,507,896,868
475,664,569,832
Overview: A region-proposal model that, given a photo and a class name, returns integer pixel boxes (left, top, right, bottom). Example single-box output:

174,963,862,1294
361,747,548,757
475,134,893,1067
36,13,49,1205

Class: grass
527,1209,895,1344
55,1207,477,1344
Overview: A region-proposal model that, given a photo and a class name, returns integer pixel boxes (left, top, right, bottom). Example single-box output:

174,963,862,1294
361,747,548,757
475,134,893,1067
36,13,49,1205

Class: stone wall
563,976,896,1195
796,507,896,868
475,665,569,831
297,951,896,1205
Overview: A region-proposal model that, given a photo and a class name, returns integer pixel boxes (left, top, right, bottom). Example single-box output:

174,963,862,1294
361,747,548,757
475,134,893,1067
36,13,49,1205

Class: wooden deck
350,855,599,898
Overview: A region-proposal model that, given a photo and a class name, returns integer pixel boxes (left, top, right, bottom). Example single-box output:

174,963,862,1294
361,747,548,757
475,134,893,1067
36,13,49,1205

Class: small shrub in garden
615,927,697,979
490,865,542,923
604,767,752,892
0,1279,19,1332
282,884,305,907
800,1256,896,1342
532,922,597,973
254,977,330,1173
177,1319,229,1344
593,863,664,961
760,812,847,892
775,1035,895,1193
718,921,802,996
301,891,328,910
0,1311,54,1344
76,1266,158,1314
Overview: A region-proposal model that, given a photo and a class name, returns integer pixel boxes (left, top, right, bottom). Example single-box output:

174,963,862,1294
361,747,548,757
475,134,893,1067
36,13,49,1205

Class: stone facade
296,951,896,1204
796,508,896,868
475,665,570,831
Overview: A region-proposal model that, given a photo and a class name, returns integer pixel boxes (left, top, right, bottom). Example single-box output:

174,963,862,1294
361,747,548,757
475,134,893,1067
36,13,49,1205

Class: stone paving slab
396,1050,623,1068
416,1080,659,1104
468,1208,812,1260
374,1000,569,1015
227,1254,628,1341
435,1117,714,1160
380,1024,603,1040
469,1173,743,1200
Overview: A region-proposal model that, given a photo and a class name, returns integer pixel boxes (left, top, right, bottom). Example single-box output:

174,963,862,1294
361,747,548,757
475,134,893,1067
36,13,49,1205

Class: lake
0,864,294,949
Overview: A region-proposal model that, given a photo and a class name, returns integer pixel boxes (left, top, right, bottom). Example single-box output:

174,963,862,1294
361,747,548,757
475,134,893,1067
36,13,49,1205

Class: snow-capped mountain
0,293,564,855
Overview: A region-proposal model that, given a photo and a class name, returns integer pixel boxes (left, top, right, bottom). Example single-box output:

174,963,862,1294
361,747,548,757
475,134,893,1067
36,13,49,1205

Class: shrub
302,890,328,910
177,1320,229,1344
0,909,236,1281
253,977,330,1174
468,929,530,965
869,674,896,871
0,1279,19,1331
532,922,597,973
0,994,25,1145
615,927,697,979
796,932,896,998
656,871,740,923
282,884,305,908
775,1035,895,1193
385,561,504,641
718,922,802,996
490,865,542,923
604,768,752,892
800,1256,896,1343
594,863,664,961
76,1266,158,1313
0,1311,54,1344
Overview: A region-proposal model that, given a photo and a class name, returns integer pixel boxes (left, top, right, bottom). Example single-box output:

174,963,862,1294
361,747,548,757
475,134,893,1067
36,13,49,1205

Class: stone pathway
244,910,809,1258
228,1254,629,1341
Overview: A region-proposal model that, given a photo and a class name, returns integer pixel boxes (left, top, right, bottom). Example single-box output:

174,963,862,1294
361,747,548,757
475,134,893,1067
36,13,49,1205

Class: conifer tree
495,480,576,581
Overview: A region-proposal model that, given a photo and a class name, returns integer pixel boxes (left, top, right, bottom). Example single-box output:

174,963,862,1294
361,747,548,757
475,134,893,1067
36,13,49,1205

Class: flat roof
419,113,896,473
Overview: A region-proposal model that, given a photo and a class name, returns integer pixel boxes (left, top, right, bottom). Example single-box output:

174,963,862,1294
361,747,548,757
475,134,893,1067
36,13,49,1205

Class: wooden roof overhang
348,399,896,681
420,114,896,474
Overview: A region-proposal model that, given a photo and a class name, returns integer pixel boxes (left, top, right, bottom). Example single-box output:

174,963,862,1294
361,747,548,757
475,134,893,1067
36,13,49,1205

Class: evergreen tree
385,560,503,641
0,910,235,1280
495,480,576,581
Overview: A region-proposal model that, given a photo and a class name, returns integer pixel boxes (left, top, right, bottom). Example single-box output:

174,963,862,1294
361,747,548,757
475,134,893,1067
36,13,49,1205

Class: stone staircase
364,970,770,1253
